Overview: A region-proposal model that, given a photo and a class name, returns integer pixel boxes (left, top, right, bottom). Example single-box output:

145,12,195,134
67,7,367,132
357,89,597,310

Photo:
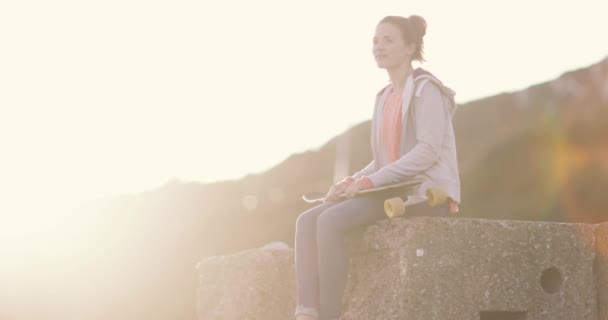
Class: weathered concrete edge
347,216,598,253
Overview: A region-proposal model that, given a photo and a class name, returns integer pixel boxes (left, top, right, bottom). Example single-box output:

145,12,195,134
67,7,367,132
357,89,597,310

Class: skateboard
302,178,447,218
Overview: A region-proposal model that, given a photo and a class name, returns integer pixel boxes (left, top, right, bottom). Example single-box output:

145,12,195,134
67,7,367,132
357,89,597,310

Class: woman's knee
296,203,330,232
316,206,344,234
296,211,315,232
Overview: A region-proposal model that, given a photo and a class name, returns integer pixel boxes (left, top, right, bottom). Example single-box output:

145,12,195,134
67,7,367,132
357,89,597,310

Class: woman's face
372,22,415,69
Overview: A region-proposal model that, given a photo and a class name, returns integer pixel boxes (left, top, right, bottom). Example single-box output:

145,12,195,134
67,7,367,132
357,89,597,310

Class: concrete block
343,217,598,320
196,245,295,320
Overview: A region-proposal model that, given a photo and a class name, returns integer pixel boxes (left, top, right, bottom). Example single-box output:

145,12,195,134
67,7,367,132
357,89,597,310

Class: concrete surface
342,217,598,320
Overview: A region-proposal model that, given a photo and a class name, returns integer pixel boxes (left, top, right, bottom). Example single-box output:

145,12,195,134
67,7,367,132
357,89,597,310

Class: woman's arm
351,160,376,180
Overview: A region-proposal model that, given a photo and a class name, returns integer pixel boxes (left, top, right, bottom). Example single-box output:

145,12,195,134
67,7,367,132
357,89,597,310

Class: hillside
10,57,608,320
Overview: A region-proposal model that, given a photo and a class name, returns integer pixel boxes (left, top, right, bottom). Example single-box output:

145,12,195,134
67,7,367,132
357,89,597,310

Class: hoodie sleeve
367,82,449,186
351,160,376,179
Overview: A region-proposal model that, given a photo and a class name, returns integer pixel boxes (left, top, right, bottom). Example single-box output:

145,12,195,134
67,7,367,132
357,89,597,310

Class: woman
294,15,460,320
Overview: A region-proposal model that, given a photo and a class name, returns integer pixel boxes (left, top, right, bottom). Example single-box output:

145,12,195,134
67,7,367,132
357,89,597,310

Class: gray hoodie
352,68,461,203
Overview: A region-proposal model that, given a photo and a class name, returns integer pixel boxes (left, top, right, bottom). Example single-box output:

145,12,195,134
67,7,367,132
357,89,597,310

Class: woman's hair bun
408,15,427,38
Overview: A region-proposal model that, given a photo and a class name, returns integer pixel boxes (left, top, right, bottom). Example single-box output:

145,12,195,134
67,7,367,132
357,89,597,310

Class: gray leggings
294,190,449,320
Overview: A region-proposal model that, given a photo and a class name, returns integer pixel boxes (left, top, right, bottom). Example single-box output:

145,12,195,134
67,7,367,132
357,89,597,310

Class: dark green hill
16,57,608,320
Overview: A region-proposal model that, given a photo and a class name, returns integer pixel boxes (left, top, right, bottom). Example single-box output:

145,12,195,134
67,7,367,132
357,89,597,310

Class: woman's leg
294,201,337,319
316,193,449,320
295,191,449,320
315,193,392,320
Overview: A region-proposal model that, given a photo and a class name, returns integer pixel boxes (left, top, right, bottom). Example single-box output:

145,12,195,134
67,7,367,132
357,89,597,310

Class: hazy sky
1,0,607,215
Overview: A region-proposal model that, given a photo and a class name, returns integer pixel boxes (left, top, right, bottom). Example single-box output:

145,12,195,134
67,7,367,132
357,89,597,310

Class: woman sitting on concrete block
294,14,461,320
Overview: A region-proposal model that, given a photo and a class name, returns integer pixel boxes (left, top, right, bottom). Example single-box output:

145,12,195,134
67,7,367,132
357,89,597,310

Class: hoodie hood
412,68,457,115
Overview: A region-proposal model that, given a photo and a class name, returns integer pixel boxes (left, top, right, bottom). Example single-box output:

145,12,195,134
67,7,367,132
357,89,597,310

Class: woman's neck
387,63,414,93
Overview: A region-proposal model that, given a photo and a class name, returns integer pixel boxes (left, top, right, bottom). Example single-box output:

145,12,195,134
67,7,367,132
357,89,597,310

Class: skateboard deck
302,177,448,219
302,177,427,204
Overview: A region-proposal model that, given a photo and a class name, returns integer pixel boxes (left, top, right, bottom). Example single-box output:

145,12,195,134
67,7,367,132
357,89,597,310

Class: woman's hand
343,177,373,198
325,177,354,201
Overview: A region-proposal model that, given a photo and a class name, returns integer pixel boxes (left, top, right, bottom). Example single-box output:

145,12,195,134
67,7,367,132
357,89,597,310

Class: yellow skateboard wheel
426,187,447,207
384,197,406,218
